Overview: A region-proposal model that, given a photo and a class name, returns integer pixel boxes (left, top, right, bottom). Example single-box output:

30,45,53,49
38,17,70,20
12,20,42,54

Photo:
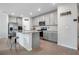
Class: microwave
39,21,45,26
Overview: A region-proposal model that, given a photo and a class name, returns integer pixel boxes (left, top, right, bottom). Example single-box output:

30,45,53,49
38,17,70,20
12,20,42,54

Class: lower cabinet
43,31,48,40
16,32,32,51
17,32,40,50
43,31,57,42
47,32,57,42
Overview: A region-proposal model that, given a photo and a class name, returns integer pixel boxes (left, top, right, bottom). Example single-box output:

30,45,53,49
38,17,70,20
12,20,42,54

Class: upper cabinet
16,17,22,26
34,17,39,26
32,11,57,26
31,18,35,26
54,12,57,25
8,16,22,26
49,13,55,25
44,14,50,25
33,16,44,26
49,12,57,25
9,16,16,23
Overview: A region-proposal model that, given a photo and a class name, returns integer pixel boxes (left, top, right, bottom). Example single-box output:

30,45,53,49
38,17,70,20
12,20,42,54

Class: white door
58,3,78,50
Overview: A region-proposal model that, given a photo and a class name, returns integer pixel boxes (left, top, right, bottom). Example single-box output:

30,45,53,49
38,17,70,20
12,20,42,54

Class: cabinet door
44,14,50,25
42,16,45,21
37,18,39,26
49,13,55,25
34,18,36,26
31,18,35,26
9,16,16,23
34,18,39,26
39,16,43,22
16,17,22,26
53,12,57,25
43,31,48,40
33,18,37,26
48,32,57,42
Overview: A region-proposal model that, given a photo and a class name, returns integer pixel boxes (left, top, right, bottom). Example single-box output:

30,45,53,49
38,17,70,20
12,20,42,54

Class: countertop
22,30,41,34
43,30,57,33
17,30,57,34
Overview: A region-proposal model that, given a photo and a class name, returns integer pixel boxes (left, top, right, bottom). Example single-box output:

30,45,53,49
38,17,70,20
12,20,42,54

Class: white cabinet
32,18,37,26
9,16,16,23
37,18,39,26
17,32,32,51
38,16,45,26
43,31,57,42
44,14,50,25
39,16,43,22
34,18,39,26
32,11,57,26
16,17,22,26
49,13,55,25
32,18,35,26
47,32,57,42
43,31,48,40
33,19,36,26
42,16,45,21
33,16,44,26
54,12,57,25
49,12,57,25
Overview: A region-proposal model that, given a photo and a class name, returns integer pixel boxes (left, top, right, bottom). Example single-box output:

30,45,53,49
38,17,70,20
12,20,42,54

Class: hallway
0,39,79,55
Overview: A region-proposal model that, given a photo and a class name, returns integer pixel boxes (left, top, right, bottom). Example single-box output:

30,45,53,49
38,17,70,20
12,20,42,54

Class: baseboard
17,41,32,51
41,39,57,44
58,43,77,50
0,37,8,39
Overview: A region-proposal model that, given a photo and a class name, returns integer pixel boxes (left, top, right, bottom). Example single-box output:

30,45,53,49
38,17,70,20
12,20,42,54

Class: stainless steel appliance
39,21,45,26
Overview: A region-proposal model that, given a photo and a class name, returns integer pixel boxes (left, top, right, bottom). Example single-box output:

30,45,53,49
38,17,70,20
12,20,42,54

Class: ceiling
0,3,57,17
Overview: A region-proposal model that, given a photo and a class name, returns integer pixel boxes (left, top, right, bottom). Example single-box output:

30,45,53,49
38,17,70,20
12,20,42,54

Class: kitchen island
16,30,40,51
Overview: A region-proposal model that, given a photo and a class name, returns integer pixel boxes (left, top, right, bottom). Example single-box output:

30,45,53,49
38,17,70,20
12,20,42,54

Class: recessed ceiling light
30,12,32,15
11,12,15,15
38,8,41,11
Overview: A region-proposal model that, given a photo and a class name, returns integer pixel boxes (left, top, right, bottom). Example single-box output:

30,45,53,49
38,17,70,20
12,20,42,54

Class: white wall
77,6,79,37
0,12,8,38
58,3,78,50
22,17,31,31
